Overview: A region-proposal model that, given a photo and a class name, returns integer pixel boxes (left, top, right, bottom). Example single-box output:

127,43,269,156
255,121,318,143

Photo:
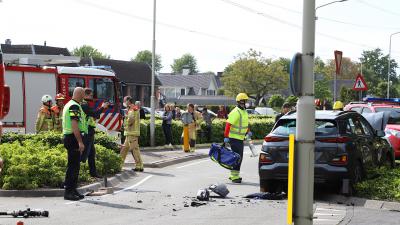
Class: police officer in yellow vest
121,97,143,172
35,95,55,133
81,88,109,178
223,93,251,183
62,87,87,201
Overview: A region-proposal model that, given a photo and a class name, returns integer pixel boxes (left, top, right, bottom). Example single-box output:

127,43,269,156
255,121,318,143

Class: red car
345,98,400,159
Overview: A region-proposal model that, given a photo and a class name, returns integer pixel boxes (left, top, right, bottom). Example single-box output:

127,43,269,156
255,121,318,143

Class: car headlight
385,128,400,138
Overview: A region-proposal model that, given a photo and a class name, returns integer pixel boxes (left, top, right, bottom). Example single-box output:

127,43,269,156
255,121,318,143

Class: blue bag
209,143,241,170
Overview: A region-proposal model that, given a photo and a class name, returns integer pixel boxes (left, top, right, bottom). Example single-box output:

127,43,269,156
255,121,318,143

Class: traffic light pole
294,1,315,225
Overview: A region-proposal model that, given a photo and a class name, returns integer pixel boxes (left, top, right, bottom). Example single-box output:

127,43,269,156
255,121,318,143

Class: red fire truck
2,53,122,134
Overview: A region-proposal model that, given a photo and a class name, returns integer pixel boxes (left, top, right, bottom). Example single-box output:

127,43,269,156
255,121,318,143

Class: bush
0,133,122,190
285,95,298,107
269,94,285,108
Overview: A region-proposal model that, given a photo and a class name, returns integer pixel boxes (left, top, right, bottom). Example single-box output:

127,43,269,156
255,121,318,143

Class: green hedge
137,117,275,146
0,132,122,190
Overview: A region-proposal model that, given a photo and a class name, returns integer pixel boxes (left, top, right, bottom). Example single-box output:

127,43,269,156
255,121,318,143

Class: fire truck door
3,71,24,132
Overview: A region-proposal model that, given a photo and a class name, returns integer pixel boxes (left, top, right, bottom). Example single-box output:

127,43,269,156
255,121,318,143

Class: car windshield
272,119,338,136
375,107,400,124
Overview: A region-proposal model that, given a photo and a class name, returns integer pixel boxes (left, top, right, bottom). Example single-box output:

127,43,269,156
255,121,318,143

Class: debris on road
209,183,229,198
244,192,287,200
196,189,210,201
190,201,207,207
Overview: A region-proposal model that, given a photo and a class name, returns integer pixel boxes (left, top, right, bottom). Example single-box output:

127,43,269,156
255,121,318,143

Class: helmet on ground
333,101,344,110
55,93,66,100
41,95,53,103
236,93,249,102
196,188,210,201
209,183,229,198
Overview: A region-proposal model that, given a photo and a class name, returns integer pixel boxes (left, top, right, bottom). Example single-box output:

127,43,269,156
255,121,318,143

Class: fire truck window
90,78,114,102
68,78,85,96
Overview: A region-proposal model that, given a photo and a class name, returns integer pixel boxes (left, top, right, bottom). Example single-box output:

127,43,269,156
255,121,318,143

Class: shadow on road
81,200,146,210
141,171,175,177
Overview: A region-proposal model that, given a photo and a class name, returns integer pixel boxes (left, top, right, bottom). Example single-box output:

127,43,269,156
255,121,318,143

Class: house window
181,88,186,96
201,88,207,96
207,90,215,96
188,87,195,95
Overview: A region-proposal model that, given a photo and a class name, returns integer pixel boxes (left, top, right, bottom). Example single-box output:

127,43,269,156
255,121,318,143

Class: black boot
64,190,80,201
73,189,85,199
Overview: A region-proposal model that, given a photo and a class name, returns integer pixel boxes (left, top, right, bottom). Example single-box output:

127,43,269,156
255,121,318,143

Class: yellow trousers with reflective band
121,136,143,169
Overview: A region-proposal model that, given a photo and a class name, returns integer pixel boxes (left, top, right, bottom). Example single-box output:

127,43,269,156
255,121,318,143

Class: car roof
280,110,357,120
346,102,400,109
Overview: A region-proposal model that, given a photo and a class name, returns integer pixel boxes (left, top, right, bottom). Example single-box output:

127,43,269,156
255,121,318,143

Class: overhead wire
357,0,400,17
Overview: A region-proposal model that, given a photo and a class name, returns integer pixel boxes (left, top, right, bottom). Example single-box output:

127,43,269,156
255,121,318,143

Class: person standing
223,93,250,183
62,87,87,201
181,103,202,152
162,104,173,149
80,88,109,178
217,105,227,119
51,93,66,132
175,107,182,120
138,101,146,120
35,95,54,133
120,97,143,172
275,103,291,123
202,107,215,143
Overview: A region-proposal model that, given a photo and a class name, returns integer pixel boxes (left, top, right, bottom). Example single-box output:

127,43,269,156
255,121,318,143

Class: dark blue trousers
229,138,244,171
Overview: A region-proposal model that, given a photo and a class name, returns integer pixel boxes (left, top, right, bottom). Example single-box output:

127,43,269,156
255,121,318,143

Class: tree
339,86,358,104
171,54,198,74
325,57,359,80
132,50,162,72
222,49,288,106
71,45,110,59
360,48,398,83
268,94,285,108
315,77,332,100
370,81,399,98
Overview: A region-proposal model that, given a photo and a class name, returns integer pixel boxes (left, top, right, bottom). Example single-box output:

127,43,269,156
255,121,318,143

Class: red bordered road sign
353,73,368,91
334,50,343,75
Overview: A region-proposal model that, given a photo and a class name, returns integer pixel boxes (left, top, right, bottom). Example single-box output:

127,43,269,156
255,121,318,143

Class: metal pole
334,73,337,102
388,32,400,99
295,0,315,225
150,0,156,146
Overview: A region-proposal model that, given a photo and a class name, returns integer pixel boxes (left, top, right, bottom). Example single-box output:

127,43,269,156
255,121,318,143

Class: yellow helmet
333,101,344,110
236,93,249,102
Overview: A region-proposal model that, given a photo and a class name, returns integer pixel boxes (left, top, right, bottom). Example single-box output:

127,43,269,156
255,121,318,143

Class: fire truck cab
2,54,122,134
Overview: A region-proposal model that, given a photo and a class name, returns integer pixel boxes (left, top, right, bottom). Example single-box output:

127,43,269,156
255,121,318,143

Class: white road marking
176,159,209,169
65,175,153,205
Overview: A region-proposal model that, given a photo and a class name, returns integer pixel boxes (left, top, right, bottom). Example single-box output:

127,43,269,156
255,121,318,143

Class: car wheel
260,179,280,193
347,160,363,196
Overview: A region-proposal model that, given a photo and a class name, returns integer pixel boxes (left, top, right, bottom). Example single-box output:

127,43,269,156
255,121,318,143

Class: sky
0,0,400,75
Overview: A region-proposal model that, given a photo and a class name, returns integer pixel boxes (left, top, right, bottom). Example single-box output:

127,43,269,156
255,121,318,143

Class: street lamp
150,0,156,146
387,31,400,98
315,0,349,102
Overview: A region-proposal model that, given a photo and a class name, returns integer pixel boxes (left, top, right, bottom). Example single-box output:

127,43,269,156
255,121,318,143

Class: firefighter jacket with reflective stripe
227,107,248,140
35,105,54,133
51,105,63,132
62,100,88,135
124,106,140,136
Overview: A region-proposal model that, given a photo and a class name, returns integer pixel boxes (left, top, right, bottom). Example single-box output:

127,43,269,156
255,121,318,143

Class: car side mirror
376,130,385,137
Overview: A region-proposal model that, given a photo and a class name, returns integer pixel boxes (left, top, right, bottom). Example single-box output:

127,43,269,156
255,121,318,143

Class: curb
321,194,400,211
124,152,209,168
0,170,136,198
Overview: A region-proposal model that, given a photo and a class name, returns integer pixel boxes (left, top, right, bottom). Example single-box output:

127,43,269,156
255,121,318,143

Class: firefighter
120,97,143,172
223,93,251,183
333,101,344,111
51,93,66,132
81,88,109,178
62,87,87,201
181,103,202,152
35,95,55,133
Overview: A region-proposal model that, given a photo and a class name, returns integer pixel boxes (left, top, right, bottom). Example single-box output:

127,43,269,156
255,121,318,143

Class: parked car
259,110,391,195
344,98,400,159
246,109,260,115
254,107,278,116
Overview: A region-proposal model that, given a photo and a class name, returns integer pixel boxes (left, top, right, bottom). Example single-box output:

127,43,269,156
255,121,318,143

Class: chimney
44,41,47,46
5,39,11,45
217,72,223,77
182,65,190,75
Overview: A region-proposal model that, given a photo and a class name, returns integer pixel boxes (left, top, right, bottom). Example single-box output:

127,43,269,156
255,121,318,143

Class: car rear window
272,119,338,136
375,107,400,124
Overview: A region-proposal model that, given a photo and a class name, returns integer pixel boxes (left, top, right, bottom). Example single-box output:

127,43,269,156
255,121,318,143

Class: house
80,58,162,107
156,72,233,105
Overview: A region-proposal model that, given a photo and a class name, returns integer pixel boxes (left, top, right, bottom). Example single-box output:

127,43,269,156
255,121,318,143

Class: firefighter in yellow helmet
223,93,251,183
35,95,55,133
51,93,66,132
333,101,344,111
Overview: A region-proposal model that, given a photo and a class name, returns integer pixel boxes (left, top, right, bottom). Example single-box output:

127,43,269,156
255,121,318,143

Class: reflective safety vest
51,105,63,132
62,100,88,135
227,107,249,140
124,106,140,136
35,106,54,133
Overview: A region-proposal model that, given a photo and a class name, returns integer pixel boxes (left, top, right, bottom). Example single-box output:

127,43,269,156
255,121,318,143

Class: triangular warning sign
353,74,368,91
